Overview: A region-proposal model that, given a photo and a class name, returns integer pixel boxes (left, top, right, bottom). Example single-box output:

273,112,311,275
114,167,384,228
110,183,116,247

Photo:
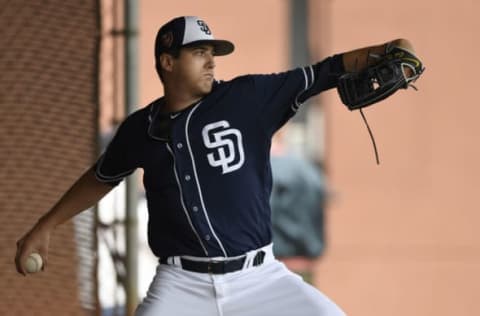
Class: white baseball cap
154,16,234,58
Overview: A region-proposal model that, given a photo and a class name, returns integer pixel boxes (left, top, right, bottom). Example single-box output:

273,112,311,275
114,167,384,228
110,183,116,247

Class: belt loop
173,256,182,267
242,249,256,269
242,256,250,269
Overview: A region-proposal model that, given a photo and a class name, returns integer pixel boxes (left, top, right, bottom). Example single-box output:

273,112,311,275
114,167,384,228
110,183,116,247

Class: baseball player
15,16,423,315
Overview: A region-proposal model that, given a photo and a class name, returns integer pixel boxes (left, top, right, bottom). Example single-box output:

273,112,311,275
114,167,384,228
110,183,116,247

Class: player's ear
159,53,174,74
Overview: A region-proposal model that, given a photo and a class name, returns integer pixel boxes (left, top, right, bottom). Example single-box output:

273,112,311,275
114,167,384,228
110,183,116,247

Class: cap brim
184,40,234,56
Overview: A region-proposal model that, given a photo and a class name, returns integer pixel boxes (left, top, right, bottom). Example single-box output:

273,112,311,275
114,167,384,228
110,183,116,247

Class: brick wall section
0,1,99,315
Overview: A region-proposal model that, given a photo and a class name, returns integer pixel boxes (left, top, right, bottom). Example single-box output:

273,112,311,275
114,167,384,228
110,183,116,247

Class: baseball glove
337,44,424,110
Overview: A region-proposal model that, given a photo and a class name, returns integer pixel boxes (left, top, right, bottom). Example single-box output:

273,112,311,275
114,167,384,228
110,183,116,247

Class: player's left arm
342,38,417,74
297,38,422,104
251,38,423,133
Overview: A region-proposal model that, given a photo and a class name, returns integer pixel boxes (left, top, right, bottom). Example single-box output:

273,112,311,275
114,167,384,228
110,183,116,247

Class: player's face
174,45,216,96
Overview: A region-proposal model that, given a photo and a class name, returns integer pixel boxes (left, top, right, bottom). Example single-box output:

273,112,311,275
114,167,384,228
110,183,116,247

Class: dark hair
156,49,181,82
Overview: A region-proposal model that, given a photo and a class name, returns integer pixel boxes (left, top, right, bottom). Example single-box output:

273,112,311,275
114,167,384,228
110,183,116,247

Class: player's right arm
15,106,146,275
15,165,114,275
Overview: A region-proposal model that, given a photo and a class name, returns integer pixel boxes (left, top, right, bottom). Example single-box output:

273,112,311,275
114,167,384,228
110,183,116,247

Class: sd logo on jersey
202,121,244,174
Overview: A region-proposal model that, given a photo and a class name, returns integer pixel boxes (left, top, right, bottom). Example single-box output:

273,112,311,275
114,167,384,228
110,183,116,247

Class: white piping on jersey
308,65,314,86
95,153,136,182
166,143,209,256
147,103,165,141
148,103,154,122
185,102,228,257
291,65,315,113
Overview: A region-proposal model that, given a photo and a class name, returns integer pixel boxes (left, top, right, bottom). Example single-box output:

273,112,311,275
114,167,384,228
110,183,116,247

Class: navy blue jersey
95,54,345,258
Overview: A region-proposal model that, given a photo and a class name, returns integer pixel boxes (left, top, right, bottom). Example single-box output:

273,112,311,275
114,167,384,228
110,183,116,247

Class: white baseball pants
135,245,345,316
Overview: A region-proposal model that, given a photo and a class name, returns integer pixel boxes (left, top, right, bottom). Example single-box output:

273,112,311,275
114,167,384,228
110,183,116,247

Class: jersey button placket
178,109,219,253
170,116,213,253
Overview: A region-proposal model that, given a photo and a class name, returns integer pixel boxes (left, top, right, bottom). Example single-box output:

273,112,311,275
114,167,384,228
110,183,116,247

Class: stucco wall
317,1,480,315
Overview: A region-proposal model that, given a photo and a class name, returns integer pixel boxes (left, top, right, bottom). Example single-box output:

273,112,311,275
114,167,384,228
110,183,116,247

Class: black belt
160,250,266,274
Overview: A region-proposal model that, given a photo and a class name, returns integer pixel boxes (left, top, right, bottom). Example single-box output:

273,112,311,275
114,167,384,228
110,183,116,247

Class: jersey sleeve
94,115,142,187
252,54,345,135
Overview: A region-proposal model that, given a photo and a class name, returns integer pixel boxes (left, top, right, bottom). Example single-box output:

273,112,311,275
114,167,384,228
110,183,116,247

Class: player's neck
162,92,202,114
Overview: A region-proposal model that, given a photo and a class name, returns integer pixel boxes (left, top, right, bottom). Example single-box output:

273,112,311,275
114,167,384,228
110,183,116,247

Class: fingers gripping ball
25,253,43,273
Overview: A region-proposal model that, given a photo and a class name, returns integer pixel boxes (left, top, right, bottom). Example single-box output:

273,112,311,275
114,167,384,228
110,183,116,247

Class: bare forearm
15,165,113,274
36,166,113,231
342,38,414,72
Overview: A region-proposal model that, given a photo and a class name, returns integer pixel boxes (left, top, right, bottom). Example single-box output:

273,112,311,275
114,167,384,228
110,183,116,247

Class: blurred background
1,0,479,315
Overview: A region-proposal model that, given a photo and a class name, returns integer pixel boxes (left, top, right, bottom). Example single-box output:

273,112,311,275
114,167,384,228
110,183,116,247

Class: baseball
25,253,43,273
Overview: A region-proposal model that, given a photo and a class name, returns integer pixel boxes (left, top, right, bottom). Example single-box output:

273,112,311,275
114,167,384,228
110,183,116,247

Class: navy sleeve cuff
93,160,123,188
331,53,346,76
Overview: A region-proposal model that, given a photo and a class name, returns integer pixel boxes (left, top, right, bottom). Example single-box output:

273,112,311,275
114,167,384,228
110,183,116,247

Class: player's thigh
277,273,346,316
225,261,346,316
135,265,219,316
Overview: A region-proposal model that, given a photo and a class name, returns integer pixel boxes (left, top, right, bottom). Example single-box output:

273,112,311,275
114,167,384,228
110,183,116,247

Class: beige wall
129,1,479,315
317,1,480,315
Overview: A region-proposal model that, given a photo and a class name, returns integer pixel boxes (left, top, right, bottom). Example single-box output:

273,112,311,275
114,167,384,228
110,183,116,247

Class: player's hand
15,223,51,276
390,38,419,77
391,38,415,53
